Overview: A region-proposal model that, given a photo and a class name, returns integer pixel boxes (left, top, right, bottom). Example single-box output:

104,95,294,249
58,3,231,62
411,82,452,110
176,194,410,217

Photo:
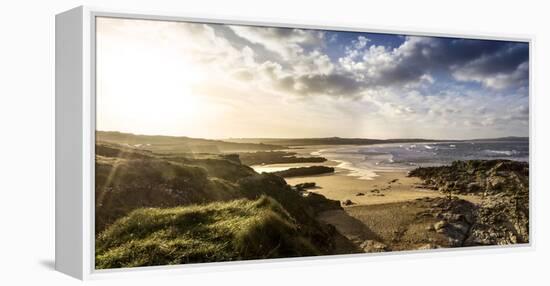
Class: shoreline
250,145,476,206
253,145,485,208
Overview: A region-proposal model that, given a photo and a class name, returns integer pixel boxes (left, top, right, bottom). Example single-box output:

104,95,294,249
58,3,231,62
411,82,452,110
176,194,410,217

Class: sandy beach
285,169,482,205
268,146,485,252
267,145,480,206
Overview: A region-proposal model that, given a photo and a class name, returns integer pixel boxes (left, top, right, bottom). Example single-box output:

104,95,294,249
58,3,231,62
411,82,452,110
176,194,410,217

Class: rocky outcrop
465,193,529,245
409,160,529,246
414,197,477,247
272,166,335,178
408,160,528,196
238,151,327,166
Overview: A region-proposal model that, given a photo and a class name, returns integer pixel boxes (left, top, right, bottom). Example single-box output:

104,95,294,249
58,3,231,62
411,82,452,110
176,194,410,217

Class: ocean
312,140,529,180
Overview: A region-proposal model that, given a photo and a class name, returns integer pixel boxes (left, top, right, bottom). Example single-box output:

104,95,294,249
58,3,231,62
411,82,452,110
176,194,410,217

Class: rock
417,212,432,219
360,240,388,252
434,221,448,232
416,243,439,250
408,160,529,246
221,153,241,164
448,238,462,247
487,176,507,191
495,171,510,177
466,182,482,193
342,199,354,206
294,182,316,190
450,222,470,235
356,192,365,196
442,213,463,222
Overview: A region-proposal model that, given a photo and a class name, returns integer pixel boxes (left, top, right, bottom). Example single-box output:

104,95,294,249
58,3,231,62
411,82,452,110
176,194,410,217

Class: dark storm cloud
377,37,529,90
458,42,528,74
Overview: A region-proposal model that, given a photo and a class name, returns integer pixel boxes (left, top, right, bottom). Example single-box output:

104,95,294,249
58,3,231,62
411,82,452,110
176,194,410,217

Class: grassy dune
94,139,343,268
96,196,320,268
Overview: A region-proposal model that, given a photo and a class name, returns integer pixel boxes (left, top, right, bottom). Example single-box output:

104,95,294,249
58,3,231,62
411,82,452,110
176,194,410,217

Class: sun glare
96,22,206,135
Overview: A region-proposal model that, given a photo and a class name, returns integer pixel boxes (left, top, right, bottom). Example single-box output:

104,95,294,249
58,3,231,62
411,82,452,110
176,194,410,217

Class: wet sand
285,169,482,205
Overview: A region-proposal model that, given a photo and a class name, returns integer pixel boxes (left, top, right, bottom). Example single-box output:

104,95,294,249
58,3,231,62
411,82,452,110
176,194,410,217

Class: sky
96,17,529,140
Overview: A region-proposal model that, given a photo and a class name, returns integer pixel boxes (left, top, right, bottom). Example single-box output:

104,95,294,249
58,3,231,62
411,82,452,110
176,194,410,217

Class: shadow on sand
319,209,383,253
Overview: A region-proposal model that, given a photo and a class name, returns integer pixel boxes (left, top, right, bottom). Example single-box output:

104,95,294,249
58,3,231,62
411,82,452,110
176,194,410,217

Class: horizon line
96,130,529,142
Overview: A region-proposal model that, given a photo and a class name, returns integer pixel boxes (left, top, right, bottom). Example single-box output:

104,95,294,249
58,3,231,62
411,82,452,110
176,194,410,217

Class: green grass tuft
96,196,320,269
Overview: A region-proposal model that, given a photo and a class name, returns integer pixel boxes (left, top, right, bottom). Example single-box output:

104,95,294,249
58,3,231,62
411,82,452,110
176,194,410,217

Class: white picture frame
55,5,534,280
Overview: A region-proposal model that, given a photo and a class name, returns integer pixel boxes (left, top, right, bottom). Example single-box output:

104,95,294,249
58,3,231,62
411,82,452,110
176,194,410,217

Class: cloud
292,50,334,76
453,60,528,90
230,25,323,60
354,36,370,49
218,23,529,104
223,29,529,109
239,59,360,97
97,17,530,139
338,36,529,90
277,73,364,97
185,23,530,135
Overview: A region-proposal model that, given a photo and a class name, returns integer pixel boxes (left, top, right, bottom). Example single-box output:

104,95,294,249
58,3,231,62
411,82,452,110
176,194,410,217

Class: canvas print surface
94,16,529,269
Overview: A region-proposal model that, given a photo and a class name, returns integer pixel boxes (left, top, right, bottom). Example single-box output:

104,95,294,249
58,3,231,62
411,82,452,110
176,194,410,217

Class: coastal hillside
97,131,284,153
95,142,342,268
225,136,528,146
225,137,436,146
96,197,322,268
